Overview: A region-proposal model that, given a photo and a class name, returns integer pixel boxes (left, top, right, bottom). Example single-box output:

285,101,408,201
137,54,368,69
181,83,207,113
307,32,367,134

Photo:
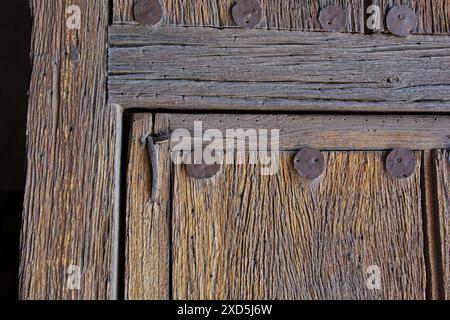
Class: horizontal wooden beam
149,113,450,151
109,26,450,113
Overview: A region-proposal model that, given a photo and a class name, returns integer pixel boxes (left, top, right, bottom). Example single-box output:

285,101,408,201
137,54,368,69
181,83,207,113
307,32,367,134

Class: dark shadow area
0,0,32,299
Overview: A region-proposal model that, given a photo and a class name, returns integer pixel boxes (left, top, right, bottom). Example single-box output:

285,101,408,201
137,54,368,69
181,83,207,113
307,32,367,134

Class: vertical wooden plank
371,0,450,34
172,152,426,300
434,150,450,299
19,1,116,299
125,114,170,299
113,0,364,33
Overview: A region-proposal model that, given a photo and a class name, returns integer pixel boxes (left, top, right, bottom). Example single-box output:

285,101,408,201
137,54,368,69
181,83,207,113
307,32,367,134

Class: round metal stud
134,0,164,25
232,0,262,29
386,148,416,179
185,163,221,180
319,5,347,32
386,5,417,37
294,148,326,179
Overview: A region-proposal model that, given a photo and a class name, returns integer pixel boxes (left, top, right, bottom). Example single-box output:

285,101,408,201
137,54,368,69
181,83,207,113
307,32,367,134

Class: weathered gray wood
109,26,450,112
20,0,117,299
113,0,364,33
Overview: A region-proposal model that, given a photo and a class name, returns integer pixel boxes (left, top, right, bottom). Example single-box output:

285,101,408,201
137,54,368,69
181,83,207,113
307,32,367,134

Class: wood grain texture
109,26,450,113
19,0,117,299
371,0,450,34
113,0,364,32
125,114,170,300
435,150,450,299
172,152,426,300
164,113,450,151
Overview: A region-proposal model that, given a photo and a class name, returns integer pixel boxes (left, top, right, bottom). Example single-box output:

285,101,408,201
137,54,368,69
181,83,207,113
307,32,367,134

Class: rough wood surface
163,113,450,151
372,0,450,34
19,1,117,299
109,26,450,112
172,152,426,299
113,0,363,32
125,114,170,300
434,150,449,299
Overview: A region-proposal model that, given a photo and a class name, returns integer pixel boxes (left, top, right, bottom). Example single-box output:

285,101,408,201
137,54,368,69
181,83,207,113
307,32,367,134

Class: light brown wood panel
435,150,450,299
113,0,364,32
172,152,426,300
125,114,171,300
109,26,450,113
19,0,116,299
371,0,450,34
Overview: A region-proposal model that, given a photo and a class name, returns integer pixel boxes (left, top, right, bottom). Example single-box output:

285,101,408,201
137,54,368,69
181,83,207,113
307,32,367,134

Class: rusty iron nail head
386,148,416,179
232,0,262,29
319,5,347,32
134,0,164,25
184,151,221,180
185,163,221,180
386,5,417,37
294,148,326,179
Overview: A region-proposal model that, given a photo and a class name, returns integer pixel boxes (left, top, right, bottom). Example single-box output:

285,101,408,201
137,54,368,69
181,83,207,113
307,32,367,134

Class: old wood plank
125,114,170,300
434,150,450,299
113,0,364,32
371,0,450,34
108,26,450,113
162,113,450,151
19,0,117,299
172,151,426,299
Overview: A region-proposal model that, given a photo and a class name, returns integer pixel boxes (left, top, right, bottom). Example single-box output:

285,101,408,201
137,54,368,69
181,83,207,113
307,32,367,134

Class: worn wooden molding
154,113,450,151
371,0,450,34
20,0,118,299
109,26,450,113
113,0,364,33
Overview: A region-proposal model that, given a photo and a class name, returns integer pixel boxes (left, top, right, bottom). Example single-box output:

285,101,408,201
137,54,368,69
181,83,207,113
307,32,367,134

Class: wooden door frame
20,0,449,300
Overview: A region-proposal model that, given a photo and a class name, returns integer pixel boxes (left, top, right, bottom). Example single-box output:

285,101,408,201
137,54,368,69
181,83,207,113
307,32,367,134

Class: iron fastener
184,151,221,180
386,148,416,179
232,0,262,29
319,5,347,32
134,0,164,25
186,163,221,180
386,5,417,37
294,148,326,179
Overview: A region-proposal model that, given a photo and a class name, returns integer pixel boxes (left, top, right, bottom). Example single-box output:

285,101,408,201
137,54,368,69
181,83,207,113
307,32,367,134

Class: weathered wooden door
20,0,449,300
124,113,448,300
